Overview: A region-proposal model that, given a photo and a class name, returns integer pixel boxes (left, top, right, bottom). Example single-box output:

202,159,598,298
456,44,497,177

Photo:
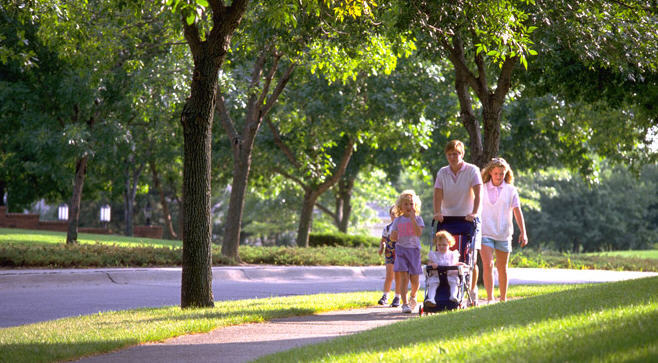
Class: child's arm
410,210,423,237
378,237,385,255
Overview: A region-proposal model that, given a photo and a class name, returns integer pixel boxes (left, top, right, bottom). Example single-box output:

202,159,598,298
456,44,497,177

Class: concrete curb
0,265,388,288
1,266,655,288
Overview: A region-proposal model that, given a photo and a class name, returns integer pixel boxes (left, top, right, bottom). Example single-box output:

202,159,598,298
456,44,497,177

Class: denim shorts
393,245,422,275
481,236,512,253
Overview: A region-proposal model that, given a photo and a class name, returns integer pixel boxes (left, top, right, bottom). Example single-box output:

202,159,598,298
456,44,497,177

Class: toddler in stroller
420,217,477,315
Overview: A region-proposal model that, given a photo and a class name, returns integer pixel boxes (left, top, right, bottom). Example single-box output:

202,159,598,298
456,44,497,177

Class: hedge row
308,232,379,248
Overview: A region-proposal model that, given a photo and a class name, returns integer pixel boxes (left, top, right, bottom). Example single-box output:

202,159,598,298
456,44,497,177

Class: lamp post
100,204,111,229
57,203,69,221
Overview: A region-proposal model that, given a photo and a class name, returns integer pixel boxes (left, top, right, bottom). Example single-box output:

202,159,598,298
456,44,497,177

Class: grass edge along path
257,276,658,363
2,285,564,363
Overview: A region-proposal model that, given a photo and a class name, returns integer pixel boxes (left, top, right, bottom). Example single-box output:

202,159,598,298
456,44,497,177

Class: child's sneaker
377,294,388,305
390,296,401,307
401,304,412,313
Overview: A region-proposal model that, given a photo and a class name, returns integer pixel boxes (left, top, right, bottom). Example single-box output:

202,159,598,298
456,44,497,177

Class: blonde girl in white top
480,157,528,304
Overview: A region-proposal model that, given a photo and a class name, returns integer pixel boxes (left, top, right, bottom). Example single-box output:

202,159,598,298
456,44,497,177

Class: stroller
419,216,477,315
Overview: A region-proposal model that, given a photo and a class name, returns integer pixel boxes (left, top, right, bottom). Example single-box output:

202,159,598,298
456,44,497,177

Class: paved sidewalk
76,305,416,363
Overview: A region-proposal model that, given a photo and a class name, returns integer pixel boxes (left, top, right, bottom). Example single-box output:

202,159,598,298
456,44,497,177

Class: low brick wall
0,206,160,238
133,225,163,239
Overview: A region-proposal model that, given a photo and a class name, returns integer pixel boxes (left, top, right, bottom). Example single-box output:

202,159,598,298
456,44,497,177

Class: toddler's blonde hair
434,230,456,248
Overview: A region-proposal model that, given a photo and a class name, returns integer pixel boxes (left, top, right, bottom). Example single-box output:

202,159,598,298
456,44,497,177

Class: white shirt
434,162,482,216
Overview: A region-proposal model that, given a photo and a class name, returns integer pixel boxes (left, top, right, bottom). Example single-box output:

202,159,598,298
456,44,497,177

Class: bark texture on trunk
181,56,217,309
66,155,88,244
150,161,177,239
179,0,249,308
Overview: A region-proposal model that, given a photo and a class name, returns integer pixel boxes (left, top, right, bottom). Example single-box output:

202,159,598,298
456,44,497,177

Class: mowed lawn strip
0,228,180,248
257,276,658,363
1,285,563,363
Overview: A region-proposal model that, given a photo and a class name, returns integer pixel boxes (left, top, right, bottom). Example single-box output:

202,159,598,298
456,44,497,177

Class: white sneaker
401,304,412,313
449,295,459,302
470,289,479,306
487,299,497,305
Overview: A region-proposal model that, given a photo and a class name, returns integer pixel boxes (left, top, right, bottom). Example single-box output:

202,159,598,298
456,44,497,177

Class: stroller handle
431,216,475,227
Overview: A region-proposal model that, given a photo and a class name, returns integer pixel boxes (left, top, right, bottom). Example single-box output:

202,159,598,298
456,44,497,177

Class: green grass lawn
257,277,658,362
0,227,180,248
0,280,655,363
586,250,658,260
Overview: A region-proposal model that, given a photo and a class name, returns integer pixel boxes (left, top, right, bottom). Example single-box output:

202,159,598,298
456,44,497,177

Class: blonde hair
395,189,421,216
444,140,465,156
434,230,456,248
482,157,514,184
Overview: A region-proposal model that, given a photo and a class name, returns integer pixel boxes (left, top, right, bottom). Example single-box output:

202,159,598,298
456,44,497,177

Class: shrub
308,232,379,248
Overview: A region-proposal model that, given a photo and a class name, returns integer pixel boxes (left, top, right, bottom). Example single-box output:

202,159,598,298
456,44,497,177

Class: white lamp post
57,203,69,221
100,204,111,228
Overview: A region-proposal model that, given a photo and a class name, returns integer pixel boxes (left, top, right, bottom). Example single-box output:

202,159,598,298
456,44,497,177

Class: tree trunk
123,162,143,236
0,180,5,206
150,161,178,239
222,151,252,260
180,56,218,308
297,190,319,248
336,177,354,233
66,155,88,244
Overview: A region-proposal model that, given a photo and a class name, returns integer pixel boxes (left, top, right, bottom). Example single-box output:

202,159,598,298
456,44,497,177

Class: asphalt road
1,266,655,328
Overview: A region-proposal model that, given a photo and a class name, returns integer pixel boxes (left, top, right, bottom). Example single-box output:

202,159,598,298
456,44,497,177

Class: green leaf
186,13,195,25
196,0,209,7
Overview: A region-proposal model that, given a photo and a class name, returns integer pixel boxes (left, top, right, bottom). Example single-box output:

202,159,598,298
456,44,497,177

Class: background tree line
1,0,656,307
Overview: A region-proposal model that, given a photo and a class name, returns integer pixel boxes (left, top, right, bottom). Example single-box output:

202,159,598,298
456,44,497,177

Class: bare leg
496,249,510,301
480,246,495,301
396,271,410,304
409,274,419,300
383,264,394,294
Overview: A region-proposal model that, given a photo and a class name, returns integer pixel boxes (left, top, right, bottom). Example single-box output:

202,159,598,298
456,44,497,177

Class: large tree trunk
447,36,517,168
179,0,249,309
66,155,88,244
180,57,217,309
150,161,177,239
